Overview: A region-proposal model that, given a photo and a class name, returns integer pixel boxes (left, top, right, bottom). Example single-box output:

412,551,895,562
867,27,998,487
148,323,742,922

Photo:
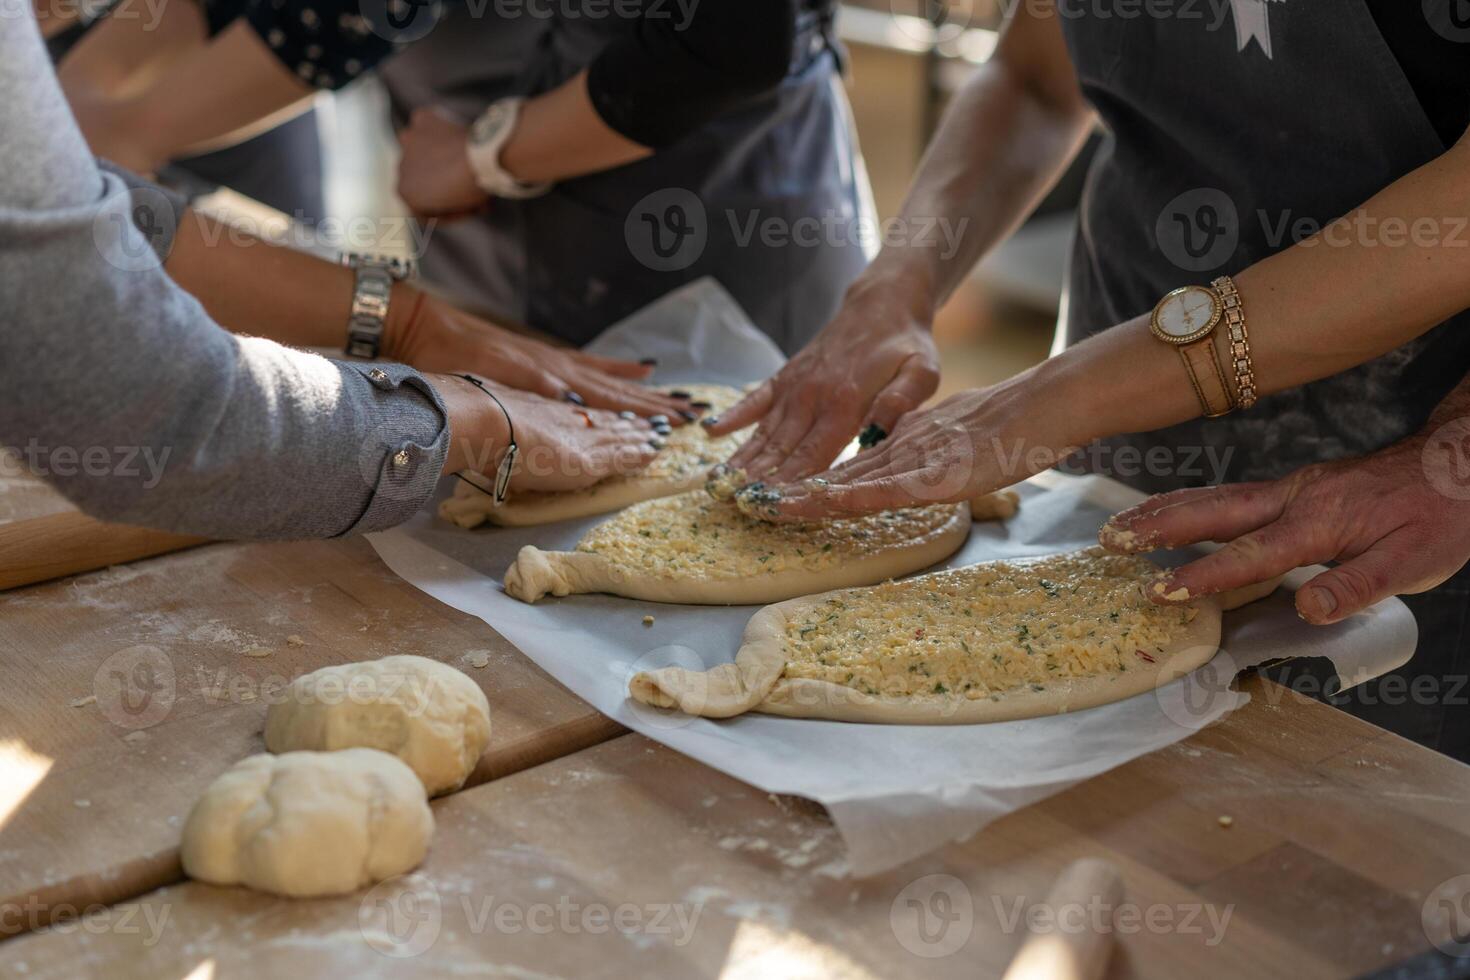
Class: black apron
1059,1,1470,760
381,7,873,353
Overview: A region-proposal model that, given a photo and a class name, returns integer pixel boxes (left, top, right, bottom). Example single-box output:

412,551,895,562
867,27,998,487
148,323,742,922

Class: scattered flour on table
187,620,261,652
683,886,792,931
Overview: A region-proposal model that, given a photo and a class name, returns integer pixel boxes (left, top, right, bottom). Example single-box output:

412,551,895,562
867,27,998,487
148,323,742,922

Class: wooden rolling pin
1002,858,1125,980
0,511,207,591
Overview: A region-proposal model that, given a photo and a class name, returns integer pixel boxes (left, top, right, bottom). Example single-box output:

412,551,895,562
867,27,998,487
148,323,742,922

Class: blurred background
58,0,1096,398
9,0,1101,526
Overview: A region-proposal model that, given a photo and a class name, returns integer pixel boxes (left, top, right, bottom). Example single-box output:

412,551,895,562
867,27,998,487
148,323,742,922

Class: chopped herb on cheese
781,549,1195,700
576,492,962,579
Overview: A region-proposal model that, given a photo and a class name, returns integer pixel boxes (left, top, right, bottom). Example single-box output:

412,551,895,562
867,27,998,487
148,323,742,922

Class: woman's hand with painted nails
742,376,1085,522
462,381,664,494
703,274,940,486
1097,426,1470,625
395,296,691,422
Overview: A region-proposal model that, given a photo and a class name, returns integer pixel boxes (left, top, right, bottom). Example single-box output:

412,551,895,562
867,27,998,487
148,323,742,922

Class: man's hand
705,275,940,486
1098,427,1470,624
395,296,694,422
396,108,489,220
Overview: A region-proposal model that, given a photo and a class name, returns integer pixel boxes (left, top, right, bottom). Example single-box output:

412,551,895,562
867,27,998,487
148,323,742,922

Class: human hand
738,374,1086,522
396,296,694,422
440,376,663,494
396,108,489,220
1098,428,1470,625
704,274,940,486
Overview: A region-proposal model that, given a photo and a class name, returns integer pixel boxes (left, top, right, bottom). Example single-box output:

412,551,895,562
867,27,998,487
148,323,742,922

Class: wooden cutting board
0,535,624,935
6,691,1469,979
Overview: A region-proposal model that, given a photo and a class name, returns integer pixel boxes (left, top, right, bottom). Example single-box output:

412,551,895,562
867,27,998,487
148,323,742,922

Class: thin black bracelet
455,374,518,505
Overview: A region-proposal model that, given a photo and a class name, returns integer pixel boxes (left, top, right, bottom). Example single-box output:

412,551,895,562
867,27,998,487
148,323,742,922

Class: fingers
586,413,661,480
511,411,658,492
1295,527,1445,625
525,370,571,403
740,403,818,481
862,354,940,435
571,351,656,380
1099,481,1287,554
759,474,931,523
765,408,866,485
1147,519,1330,605
725,392,789,473
703,380,774,437
572,376,690,422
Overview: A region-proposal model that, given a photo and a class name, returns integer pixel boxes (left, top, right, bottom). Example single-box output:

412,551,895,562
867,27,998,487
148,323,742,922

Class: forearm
861,4,1094,311
2,10,465,540
1049,137,1470,446
166,209,378,348
112,21,311,169
500,71,651,185
165,209,470,366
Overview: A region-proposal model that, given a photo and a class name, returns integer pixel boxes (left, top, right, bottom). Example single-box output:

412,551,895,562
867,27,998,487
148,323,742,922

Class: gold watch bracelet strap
1178,337,1235,418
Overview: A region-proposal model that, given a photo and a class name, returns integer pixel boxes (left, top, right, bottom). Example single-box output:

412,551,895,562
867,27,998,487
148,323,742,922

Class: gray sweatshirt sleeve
96,158,188,263
0,12,451,540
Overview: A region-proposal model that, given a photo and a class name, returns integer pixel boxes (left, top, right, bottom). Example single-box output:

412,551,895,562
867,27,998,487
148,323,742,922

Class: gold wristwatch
1149,284,1235,418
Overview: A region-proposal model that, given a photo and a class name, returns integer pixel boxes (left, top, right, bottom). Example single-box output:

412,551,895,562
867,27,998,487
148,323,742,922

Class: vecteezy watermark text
2,440,170,489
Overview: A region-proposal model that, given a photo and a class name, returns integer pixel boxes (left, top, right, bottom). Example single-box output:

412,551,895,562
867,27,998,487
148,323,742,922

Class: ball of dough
180,748,433,898
264,655,490,796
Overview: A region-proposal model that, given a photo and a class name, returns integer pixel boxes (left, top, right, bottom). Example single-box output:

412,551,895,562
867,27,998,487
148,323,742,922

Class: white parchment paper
369,279,1418,875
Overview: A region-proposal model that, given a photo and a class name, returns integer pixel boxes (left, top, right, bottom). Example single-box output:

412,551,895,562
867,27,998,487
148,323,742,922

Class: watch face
469,101,513,148
1151,285,1221,345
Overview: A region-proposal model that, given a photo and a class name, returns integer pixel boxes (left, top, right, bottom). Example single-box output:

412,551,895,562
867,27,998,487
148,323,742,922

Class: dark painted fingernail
648,414,669,426
858,422,888,449
639,358,659,367
678,410,698,422
701,415,720,429
669,390,692,399
650,437,666,450
690,400,713,410
563,391,585,406
618,410,637,421
654,427,672,438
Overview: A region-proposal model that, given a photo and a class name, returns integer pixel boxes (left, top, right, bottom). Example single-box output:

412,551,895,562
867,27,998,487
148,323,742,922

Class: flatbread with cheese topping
629,548,1281,723
439,384,748,528
503,491,973,605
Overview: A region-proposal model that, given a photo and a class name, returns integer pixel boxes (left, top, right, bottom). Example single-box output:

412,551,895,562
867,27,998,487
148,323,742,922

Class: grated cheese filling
576,492,964,578
780,548,1198,700
632,384,747,483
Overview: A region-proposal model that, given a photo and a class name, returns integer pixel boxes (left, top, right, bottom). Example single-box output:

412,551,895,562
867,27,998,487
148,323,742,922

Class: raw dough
264,655,490,796
504,491,972,605
630,548,1281,723
439,383,749,528
180,748,433,897
970,489,1020,521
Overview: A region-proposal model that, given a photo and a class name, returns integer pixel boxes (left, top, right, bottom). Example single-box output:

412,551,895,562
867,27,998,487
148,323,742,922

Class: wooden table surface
1,503,1468,977
4,682,1469,979
0,536,622,931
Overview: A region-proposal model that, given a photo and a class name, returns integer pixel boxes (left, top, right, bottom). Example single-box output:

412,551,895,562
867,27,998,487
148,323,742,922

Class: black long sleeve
230,0,825,148
587,0,817,148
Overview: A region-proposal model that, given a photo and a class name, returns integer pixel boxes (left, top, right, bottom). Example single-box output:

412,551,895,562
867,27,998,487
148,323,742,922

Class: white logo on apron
1229,0,1286,59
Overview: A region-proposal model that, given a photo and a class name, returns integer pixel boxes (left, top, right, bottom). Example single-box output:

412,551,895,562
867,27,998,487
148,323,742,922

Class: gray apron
1058,2,1470,760
381,7,873,353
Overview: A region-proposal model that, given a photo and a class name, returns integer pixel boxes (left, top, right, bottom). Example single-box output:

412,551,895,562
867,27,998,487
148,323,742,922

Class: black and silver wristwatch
340,253,416,359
